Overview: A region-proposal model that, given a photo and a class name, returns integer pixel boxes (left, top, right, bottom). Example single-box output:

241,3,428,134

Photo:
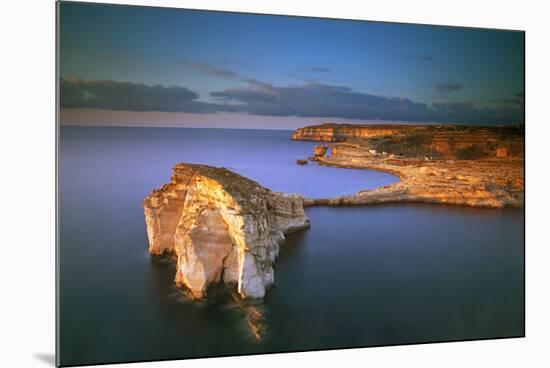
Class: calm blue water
59,126,397,200
58,126,524,366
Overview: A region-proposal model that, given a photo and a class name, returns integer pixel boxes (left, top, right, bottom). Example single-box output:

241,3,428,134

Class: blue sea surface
58,126,524,366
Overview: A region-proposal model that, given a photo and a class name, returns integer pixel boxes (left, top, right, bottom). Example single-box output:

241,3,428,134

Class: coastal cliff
293,123,524,159
296,123,524,208
143,163,309,299
292,123,406,142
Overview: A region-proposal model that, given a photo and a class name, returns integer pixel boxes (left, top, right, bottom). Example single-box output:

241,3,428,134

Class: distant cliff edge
293,123,524,209
292,123,524,159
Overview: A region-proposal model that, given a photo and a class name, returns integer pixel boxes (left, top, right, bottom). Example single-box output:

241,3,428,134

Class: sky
59,2,524,129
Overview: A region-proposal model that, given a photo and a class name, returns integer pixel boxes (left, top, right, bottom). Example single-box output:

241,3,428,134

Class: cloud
405,55,436,61
211,82,435,121
432,101,474,112
183,61,238,79
436,82,462,93
431,101,523,124
60,77,523,125
489,98,522,105
303,66,332,72
183,63,276,92
242,78,275,91
419,55,435,61
211,82,522,124
489,92,525,109
60,78,217,112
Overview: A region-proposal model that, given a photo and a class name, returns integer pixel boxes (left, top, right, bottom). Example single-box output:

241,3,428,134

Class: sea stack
143,163,310,299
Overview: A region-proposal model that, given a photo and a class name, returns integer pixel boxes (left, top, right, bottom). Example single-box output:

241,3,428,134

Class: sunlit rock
313,145,329,157
143,163,310,299
295,124,524,208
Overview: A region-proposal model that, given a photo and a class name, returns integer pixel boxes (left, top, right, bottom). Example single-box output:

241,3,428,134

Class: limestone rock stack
143,163,310,299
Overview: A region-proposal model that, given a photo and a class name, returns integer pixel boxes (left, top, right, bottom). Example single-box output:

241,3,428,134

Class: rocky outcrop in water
143,163,310,299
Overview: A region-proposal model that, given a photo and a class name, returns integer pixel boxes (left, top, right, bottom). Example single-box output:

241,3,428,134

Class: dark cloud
304,66,332,72
436,82,462,93
212,83,435,121
60,78,220,112
211,82,522,124
242,78,275,91
490,98,522,105
183,62,238,79
183,62,271,90
431,101,523,124
419,55,435,61
212,88,278,105
432,101,474,113
489,92,525,109
60,77,523,125
405,55,436,61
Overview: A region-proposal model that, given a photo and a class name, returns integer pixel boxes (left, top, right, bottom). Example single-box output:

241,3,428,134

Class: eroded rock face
293,123,524,159
293,123,524,209
143,163,310,299
292,123,404,142
304,142,524,208
313,145,329,157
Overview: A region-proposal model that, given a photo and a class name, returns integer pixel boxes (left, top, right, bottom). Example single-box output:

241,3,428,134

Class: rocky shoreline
295,123,524,209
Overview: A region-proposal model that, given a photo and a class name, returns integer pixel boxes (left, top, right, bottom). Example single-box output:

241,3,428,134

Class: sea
58,126,524,366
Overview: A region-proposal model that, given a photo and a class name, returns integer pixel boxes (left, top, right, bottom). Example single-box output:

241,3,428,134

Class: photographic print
57,1,525,366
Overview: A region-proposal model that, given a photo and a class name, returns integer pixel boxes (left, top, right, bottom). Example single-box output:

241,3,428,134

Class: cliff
293,123,524,159
292,123,408,142
306,147,524,208
295,124,524,208
143,163,310,299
